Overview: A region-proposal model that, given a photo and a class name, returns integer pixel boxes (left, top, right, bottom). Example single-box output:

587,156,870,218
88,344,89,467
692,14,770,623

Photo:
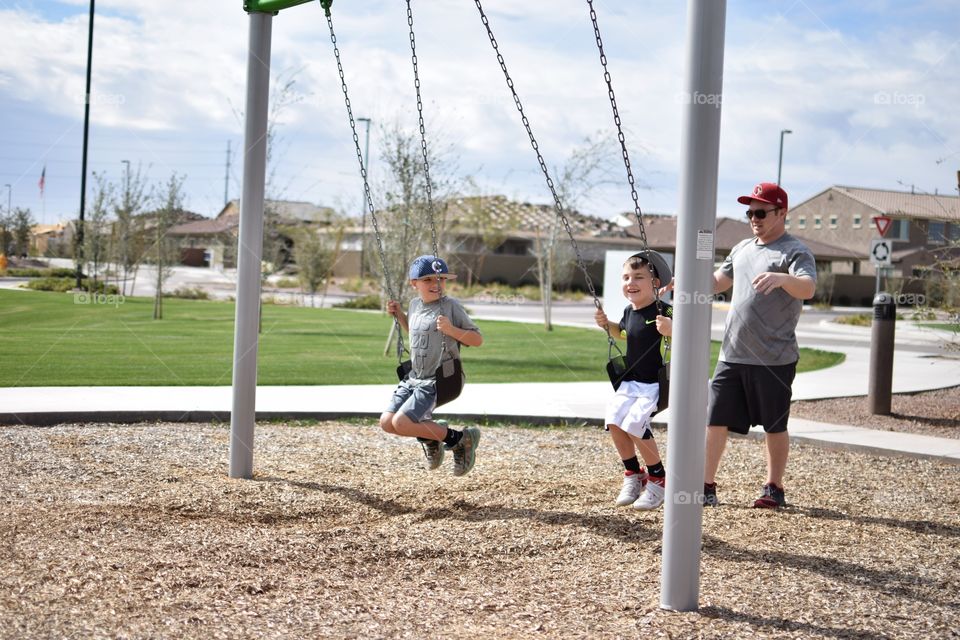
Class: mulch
2,421,958,639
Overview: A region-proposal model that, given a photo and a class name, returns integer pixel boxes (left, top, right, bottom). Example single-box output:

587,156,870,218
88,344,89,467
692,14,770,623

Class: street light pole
357,116,371,278
77,0,95,289
777,129,792,186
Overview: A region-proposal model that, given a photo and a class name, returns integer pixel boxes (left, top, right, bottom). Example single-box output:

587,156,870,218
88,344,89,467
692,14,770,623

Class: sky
1,0,958,228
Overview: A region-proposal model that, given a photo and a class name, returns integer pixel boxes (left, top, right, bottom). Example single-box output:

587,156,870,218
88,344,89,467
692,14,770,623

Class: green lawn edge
0,289,843,387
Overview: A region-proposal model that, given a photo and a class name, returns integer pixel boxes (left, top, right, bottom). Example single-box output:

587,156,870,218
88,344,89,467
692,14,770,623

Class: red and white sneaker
614,470,647,506
633,476,665,510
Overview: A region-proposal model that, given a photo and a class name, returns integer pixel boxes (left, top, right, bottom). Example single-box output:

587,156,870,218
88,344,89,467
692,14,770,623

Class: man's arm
713,269,733,294
752,273,816,299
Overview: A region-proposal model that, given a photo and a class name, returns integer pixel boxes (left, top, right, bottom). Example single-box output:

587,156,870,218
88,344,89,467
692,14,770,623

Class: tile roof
621,215,859,260
217,199,338,224
444,195,630,239
831,186,960,221
168,215,238,236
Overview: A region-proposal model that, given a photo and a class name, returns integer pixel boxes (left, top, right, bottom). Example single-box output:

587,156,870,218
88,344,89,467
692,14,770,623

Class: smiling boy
381,255,483,476
594,251,673,510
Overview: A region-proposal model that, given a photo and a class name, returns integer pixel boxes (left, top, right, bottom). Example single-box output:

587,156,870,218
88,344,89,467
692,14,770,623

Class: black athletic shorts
707,360,797,434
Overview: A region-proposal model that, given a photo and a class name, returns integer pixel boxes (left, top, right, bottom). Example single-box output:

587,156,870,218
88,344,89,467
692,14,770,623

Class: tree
112,163,151,295
371,122,459,305
11,208,35,257
293,226,339,308
152,173,185,320
531,133,619,330
0,211,13,256
83,172,114,289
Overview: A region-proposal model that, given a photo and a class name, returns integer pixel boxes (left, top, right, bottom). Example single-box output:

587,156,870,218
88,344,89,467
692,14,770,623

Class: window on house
784,216,790,229
798,216,806,229
888,219,910,241
814,215,822,229
928,221,946,245
853,214,862,229
829,215,838,229
949,223,960,242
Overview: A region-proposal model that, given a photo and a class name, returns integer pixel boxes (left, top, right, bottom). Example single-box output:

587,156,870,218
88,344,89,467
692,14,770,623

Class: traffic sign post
874,215,892,237
870,238,893,296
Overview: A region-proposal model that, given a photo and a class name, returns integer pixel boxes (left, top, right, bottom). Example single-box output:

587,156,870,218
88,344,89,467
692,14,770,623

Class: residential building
786,185,960,277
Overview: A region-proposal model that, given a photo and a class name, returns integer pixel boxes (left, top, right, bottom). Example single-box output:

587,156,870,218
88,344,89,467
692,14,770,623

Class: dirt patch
791,385,960,439
2,422,959,639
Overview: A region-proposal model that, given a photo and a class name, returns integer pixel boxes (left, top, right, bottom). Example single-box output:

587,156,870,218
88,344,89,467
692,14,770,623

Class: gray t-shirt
718,233,816,366
407,296,480,380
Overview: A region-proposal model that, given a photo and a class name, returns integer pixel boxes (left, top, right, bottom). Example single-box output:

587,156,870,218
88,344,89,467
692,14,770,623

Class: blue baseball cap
408,255,456,280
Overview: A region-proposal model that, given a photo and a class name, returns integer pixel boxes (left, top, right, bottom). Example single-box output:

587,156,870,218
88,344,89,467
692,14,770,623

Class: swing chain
325,9,408,360
473,0,618,353
406,0,440,259
587,0,663,311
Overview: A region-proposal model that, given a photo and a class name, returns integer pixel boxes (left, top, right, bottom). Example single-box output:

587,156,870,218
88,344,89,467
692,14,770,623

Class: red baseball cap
737,182,788,210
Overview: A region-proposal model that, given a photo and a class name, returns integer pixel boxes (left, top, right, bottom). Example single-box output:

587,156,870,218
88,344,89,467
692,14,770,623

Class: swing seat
435,357,465,407
396,357,465,408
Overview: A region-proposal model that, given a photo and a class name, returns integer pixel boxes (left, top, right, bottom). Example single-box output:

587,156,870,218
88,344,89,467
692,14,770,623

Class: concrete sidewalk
2,348,958,464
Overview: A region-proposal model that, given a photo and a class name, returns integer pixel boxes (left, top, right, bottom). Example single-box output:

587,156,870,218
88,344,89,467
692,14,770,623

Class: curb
5,410,957,466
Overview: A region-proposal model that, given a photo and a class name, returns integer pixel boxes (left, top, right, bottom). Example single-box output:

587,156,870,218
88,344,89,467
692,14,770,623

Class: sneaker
633,477,665,510
417,437,444,470
754,483,786,509
702,482,719,507
614,471,647,506
451,426,480,477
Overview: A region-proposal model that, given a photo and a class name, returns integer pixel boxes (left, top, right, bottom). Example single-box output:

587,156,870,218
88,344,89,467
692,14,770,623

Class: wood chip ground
2,422,958,639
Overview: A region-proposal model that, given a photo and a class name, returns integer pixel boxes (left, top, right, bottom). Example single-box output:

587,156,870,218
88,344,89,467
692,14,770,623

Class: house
617,213,857,269
168,199,338,268
29,222,72,257
786,185,960,277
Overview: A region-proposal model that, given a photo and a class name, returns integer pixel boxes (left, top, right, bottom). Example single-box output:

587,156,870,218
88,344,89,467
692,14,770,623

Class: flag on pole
38,165,46,198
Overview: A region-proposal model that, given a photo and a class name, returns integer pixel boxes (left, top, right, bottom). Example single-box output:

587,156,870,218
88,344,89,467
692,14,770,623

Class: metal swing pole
230,9,273,479
660,0,727,610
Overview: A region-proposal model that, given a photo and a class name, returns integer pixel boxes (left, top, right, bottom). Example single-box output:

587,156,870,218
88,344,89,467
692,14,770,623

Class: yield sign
874,215,892,237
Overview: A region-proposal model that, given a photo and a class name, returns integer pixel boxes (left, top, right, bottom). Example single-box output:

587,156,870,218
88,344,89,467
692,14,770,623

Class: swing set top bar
244,0,329,16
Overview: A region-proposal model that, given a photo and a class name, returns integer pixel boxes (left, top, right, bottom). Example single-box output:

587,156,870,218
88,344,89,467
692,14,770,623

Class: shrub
25,278,118,294
164,287,211,300
834,313,871,327
273,277,300,289
6,267,78,278
333,294,382,310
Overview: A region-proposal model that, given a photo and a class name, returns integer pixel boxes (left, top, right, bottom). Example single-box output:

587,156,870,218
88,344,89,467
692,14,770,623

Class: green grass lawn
0,290,843,386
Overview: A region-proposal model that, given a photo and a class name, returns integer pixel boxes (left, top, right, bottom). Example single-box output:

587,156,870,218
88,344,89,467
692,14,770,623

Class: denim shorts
385,377,437,423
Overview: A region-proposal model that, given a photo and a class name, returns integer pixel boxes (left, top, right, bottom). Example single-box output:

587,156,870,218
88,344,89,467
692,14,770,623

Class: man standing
703,182,816,509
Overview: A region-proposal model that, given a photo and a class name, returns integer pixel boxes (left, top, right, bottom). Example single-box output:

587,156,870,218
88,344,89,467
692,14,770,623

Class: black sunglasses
745,207,779,220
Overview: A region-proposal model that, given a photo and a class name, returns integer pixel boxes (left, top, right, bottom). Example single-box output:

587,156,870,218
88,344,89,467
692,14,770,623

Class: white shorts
604,380,659,438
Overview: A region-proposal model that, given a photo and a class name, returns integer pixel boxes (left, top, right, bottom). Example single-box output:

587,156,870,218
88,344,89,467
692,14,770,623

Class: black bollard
868,292,896,415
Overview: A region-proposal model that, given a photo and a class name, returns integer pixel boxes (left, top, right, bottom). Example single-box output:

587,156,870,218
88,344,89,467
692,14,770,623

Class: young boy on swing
381,255,484,476
594,251,673,510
